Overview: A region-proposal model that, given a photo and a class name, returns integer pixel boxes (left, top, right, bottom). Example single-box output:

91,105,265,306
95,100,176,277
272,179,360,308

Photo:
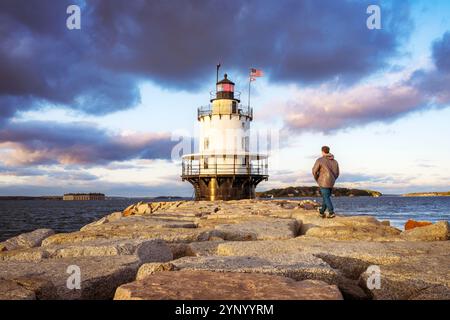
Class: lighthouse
181,72,269,200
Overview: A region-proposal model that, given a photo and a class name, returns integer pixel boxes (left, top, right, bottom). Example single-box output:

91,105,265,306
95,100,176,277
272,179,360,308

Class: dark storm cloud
432,31,450,72
0,121,178,165
410,31,450,104
0,0,140,121
90,0,411,85
414,30,450,93
0,0,411,122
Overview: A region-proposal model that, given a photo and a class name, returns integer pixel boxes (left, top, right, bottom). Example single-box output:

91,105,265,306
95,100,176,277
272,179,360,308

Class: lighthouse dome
217,73,234,85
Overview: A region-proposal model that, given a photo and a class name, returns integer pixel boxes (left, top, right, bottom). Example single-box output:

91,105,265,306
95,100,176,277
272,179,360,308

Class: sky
0,0,449,196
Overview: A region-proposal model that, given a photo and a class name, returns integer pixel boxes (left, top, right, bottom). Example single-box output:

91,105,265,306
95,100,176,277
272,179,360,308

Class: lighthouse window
217,83,234,92
204,137,209,150
204,157,209,169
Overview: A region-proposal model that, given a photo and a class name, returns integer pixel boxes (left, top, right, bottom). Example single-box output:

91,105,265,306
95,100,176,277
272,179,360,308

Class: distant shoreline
257,186,382,198
402,192,450,197
0,196,63,201
1,193,449,201
0,196,188,201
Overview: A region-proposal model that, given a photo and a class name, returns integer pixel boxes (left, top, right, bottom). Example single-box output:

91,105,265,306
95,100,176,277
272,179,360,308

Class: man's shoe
327,212,336,219
317,208,326,218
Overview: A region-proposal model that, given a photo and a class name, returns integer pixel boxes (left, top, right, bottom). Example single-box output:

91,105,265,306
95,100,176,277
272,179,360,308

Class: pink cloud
0,121,177,166
282,82,426,133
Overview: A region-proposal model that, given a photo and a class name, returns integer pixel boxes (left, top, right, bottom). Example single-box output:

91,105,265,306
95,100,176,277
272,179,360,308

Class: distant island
257,186,382,198
63,193,105,201
402,191,450,197
0,193,106,201
151,196,186,200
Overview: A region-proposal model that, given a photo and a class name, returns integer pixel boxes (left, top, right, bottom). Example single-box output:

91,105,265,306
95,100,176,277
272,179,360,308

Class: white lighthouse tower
181,72,268,200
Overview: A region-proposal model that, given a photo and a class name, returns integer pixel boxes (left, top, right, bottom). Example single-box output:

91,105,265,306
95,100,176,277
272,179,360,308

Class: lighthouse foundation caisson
184,176,263,201
182,158,268,200
181,72,268,201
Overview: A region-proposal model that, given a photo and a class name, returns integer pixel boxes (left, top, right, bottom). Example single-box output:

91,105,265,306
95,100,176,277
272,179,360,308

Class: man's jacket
312,154,340,188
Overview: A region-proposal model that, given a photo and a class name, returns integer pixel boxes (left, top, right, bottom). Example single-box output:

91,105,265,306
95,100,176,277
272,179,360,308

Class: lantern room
214,74,239,101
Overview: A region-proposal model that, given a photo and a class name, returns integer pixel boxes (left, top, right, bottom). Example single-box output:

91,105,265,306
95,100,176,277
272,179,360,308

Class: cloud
0,120,178,166
282,82,426,133
281,30,450,133
0,166,99,181
0,166,43,177
90,0,411,84
0,0,142,122
432,31,450,72
337,173,394,183
0,0,412,122
410,31,450,105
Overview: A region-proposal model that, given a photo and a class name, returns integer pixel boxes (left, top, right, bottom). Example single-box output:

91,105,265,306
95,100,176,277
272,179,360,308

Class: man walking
312,146,340,218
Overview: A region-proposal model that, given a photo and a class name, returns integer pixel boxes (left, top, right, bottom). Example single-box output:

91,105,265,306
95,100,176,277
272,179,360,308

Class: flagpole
216,64,221,84
248,68,251,109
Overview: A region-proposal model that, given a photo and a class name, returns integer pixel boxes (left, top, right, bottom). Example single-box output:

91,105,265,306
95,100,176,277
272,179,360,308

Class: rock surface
114,270,343,300
123,201,186,217
1,199,448,300
304,224,402,241
217,238,450,299
0,239,173,299
359,254,450,299
288,212,403,240
401,221,449,241
0,229,54,251
0,256,141,299
80,211,123,230
404,219,433,230
0,279,38,300
0,277,57,300
136,262,176,280
1,239,173,262
47,239,173,262
138,254,339,284
213,218,300,240
41,227,212,246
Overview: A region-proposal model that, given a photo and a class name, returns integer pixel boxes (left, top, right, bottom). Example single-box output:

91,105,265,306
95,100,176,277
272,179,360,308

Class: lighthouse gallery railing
181,157,268,177
197,105,253,119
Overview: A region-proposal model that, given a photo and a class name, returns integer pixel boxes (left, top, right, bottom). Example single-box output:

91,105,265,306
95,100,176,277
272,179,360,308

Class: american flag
250,68,263,78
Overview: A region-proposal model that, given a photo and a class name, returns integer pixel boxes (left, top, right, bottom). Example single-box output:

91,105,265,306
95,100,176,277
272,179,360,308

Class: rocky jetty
0,199,449,300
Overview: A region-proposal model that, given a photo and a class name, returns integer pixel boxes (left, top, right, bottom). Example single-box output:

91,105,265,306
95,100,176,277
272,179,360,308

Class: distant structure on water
63,193,105,201
181,72,268,200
